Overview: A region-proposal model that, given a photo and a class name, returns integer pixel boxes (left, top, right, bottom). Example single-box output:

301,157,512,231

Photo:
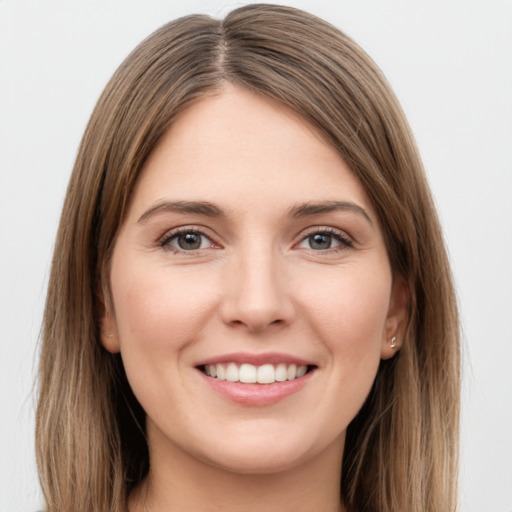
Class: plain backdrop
1,1,511,511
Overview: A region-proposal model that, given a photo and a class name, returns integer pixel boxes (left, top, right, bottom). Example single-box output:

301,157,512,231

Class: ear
98,288,121,354
380,273,409,360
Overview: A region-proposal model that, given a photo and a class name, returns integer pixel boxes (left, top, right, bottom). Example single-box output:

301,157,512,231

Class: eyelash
158,226,353,254
159,227,219,253
297,227,353,252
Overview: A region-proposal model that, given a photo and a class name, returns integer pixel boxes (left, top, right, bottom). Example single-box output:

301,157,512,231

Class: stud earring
107,334,114,338
390,336,397,349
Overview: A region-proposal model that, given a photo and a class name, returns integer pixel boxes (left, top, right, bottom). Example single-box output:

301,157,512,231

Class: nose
220,246,295,333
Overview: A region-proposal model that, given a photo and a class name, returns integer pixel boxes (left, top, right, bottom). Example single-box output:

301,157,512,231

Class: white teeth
257,364,275,384
239,363,257,383
216,364,226,381
204,362,311,384
296,365,307,378
275,363,287,382
225,363,239,382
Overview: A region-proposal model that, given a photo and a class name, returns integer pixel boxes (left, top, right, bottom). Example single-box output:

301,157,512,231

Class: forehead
127,86,374,219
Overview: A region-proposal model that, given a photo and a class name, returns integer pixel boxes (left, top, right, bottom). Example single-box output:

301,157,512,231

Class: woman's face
103,86,406,475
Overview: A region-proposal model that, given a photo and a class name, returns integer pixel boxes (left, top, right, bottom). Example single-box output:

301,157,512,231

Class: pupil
310,233,331,250
178,232,201,250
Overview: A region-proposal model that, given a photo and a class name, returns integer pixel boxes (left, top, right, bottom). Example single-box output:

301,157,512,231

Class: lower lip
196,369,315,406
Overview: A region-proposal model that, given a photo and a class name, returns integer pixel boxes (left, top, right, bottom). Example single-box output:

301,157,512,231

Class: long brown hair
36,4,459,511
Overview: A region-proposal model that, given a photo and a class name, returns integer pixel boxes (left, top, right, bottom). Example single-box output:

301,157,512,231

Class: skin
102,85,407,512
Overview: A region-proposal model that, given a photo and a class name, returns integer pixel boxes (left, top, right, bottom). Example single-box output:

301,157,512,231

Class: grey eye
308,233,333,250
177,232,202,250
296,230,351,252
166,231,211,251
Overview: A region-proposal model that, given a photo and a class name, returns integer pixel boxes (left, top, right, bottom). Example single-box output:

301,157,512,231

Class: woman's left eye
161,230,214,252
297,230,352,251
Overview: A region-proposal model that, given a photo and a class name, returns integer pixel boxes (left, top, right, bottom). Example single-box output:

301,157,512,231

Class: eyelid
158,225,222,252
294,226,354,251
156,224,353,254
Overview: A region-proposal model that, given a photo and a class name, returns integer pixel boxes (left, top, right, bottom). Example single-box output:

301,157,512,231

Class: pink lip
195,352,314,367
195,367,316,407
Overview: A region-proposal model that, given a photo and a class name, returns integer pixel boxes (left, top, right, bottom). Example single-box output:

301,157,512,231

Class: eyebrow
137,201,226,223
137,199,373,225
288,201,373,225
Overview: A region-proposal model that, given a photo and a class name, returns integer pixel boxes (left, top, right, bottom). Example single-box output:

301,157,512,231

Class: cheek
108,259,224,423
277,263,392,447
295,263,391,380
110,259,220,354
300,264,390,336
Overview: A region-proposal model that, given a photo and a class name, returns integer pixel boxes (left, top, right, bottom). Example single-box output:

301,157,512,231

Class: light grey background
1,1,511,510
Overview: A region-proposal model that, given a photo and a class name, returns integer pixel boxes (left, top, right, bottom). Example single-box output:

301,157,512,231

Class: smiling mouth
197,363,316,384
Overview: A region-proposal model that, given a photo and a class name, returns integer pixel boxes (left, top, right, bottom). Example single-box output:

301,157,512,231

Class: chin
202,445,312,475
191,424,343,476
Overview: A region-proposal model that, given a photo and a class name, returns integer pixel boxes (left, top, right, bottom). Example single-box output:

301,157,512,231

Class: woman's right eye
161,230,214,252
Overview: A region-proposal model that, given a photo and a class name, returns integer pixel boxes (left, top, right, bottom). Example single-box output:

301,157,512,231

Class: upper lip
195,352,315,367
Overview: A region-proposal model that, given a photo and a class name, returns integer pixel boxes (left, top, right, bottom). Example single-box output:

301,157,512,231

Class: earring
107,334,114,338
390,336,397,349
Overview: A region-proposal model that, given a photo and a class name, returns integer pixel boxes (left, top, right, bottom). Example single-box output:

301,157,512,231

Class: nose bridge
222,239,293,332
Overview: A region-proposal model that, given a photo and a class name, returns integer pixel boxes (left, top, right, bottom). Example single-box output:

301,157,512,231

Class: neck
129,428,345,512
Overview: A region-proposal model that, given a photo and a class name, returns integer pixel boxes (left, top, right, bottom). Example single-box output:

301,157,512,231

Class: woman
36,4,460,512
